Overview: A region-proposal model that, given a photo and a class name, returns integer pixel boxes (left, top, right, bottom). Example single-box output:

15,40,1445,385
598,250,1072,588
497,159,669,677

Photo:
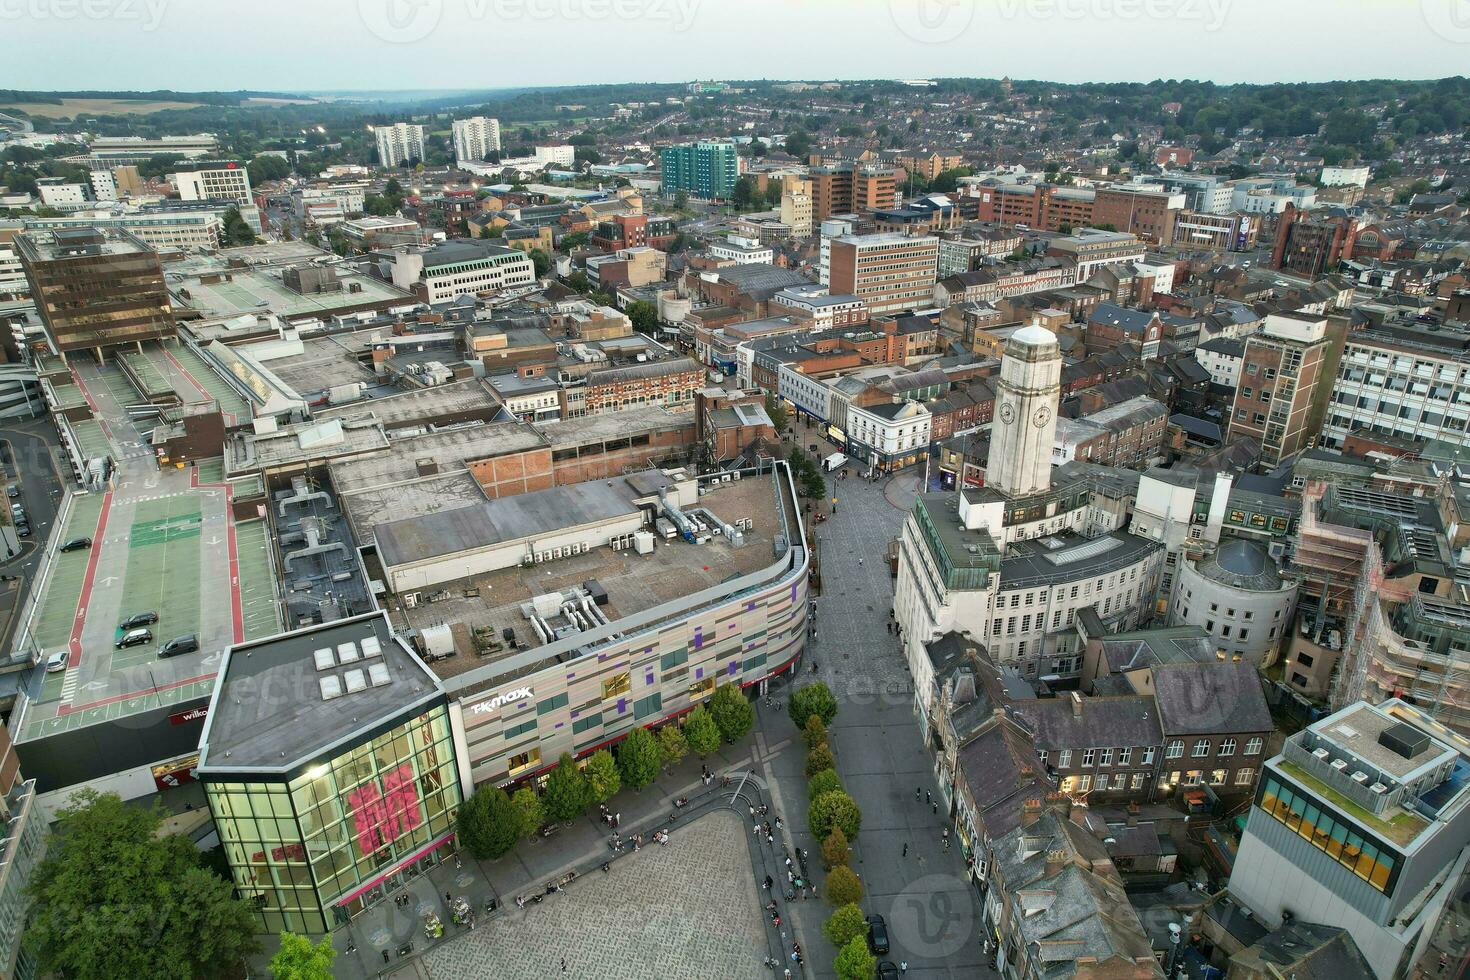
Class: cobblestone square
422,811,768,979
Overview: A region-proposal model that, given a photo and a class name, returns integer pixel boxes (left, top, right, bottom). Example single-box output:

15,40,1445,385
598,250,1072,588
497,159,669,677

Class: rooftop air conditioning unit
1313,747,1330,761
1370,783,1389,795
1330,758,1348,772
1352,771,1370,784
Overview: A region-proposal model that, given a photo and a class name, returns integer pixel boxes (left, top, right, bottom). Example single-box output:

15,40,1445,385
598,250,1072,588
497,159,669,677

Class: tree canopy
270,932,336,980
27,790,260,980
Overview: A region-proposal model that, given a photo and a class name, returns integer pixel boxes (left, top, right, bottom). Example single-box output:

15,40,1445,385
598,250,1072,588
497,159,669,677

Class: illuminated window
688,677,716,699
602,672,631,699
508,748,541,776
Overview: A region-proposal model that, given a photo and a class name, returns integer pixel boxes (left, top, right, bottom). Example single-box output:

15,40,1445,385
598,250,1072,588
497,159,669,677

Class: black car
16,524,29,537
60,537,92,553
877,962,900,980
116,628,153,649
867,914,890,955
6,485,18,499
120,611,158,630
159,634,199,658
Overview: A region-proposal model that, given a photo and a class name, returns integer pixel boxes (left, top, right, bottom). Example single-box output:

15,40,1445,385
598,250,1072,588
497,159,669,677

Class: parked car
45,651,67,673
158,634,199,658
6,485,18,499
15,523,29,537
877,962,900,980
120,611,158,629
60,537,91,552
116,628,153,649
867,914,890,955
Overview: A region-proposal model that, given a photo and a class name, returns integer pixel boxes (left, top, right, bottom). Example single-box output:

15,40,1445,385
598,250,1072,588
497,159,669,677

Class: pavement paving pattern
421,810,767,980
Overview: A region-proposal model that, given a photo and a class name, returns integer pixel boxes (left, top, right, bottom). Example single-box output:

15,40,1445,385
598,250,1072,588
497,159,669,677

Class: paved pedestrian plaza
422,811,768,979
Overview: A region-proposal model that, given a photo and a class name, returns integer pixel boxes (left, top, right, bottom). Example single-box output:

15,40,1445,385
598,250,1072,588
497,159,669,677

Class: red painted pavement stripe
66,489,113,671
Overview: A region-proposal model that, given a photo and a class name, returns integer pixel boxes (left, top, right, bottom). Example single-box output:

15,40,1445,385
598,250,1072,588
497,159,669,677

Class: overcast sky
5,0,1469,93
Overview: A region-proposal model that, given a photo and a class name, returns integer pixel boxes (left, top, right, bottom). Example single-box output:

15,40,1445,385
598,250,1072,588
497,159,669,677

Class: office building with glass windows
197,612,462,933
1229,699,1470,980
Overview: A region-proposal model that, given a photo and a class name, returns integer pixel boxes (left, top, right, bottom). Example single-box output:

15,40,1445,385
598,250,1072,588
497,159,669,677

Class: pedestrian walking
775,816,783,831
902,842,908,857
561,956,567,973
767,832,775,845
916,787,921,801
900,961,908,974
749,804,755,818
614,812,621,828
383,950,391,965
933,800,939,815
858,557,863,565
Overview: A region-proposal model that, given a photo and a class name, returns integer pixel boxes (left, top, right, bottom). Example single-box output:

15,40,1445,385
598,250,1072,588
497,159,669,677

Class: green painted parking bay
119,497,202,661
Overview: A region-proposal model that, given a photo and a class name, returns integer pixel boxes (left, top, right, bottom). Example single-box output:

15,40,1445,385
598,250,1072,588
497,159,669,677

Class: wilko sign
346,763,422,856
471,687,532,715
170,705,209,726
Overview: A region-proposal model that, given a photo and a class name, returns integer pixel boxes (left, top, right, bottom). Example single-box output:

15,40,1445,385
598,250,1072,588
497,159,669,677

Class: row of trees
457,684,755,861
788,682,875,979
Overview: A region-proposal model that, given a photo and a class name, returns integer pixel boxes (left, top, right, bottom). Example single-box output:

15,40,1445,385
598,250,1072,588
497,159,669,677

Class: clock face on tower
1033,406,1053,428
999,403,1016,425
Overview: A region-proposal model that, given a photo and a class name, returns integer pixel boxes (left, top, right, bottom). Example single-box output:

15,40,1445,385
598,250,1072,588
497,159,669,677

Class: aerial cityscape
0,3,1469,979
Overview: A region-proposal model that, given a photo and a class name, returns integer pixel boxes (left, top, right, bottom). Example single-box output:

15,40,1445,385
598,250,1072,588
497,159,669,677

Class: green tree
820,826,851,869
790,681,838,729
683,705,722,757
247,154,292,187
26,790,260,980
584,748,621,803
656,724,689,770
764,393,789,435
708,683,754,743
805,743,836,778
802,714,827,750
673,188,689,209
456,784,520,860
626,299,659,335
824,903,868,947
527,248,551,277
270,932,336,980
808,768,842,801
809,790,862,840
834,933,877,980
825,865,865,907
221,206,257,246
560,230,589,251
618,726,662,790
565,269,591,293
542,753,591,822
731,174,759,208
510,787,544,838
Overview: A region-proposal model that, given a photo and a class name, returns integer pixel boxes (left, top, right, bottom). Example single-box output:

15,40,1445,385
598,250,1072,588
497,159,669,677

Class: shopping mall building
198,463,811,930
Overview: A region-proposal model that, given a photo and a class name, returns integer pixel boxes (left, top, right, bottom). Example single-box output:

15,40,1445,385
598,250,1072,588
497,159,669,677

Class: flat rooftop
1310,702,1457,782
229,417,390,474
397,476,786,681
199,612,441,773
328,421,547,494
167,256,413,320
258,332,382,396
537,405,695,446
340,471,488,548
315,377,501,429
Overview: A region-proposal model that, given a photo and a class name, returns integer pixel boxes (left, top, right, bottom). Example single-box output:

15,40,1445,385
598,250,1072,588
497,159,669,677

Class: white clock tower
986,324,1062,498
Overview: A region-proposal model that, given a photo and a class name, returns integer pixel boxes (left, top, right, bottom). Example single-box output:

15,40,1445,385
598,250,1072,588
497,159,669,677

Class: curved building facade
1170,538,1297,664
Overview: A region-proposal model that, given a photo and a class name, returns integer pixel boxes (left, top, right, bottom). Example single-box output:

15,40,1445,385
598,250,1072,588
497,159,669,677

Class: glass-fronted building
198,612,462,933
